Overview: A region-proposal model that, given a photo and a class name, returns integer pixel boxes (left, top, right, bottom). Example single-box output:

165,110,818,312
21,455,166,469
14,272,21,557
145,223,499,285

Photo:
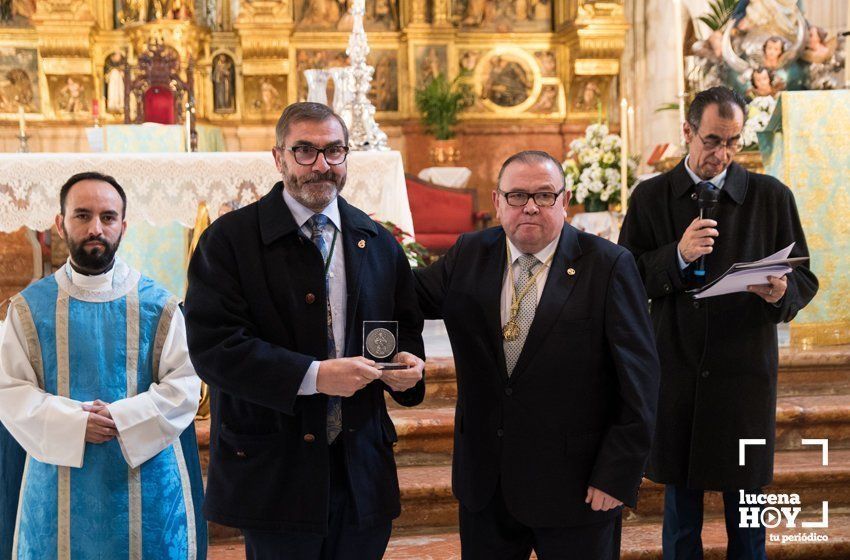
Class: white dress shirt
677,155,729,270
500,234,560,327
282,189,347,395
0,260,200,469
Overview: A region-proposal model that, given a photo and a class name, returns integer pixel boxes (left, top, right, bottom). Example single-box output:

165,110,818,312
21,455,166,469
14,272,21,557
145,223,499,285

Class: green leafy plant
699,0,738,31
414,73,470,140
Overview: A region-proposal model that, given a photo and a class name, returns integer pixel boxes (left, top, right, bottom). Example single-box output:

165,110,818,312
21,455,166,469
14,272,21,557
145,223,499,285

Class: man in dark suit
183,102,426,560
414,150,660,559
618,87,818,560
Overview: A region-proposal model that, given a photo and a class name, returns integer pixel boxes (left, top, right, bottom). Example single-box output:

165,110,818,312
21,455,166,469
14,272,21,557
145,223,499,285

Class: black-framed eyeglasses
498,187,565,207
694,129,743,153
283,145,350,166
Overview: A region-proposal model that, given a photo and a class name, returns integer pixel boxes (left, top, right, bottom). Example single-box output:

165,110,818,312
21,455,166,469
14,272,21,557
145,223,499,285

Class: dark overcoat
183,183,425,534
618,160,818,491
414,224,660,527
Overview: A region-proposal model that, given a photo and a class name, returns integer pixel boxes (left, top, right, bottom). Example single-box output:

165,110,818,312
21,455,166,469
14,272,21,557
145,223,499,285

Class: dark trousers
242,440,392,560
662,485,767,560
459,486,622,560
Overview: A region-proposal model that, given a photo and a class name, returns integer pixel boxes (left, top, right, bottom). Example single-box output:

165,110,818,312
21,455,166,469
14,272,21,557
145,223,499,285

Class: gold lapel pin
567,268,576,276
358,239,366,249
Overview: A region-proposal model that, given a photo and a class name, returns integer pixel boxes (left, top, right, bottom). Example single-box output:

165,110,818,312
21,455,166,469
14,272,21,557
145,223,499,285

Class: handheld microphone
694,183,720,279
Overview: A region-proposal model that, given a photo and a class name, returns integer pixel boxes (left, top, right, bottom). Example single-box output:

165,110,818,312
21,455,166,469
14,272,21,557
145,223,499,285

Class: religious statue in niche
534,51,556,77
452,0,550,33
691,0,846,95
459,50,480,73
0,48,38,112
103,53,126,115
480,55,532,107
296,0,398,31
212,54,236,113
569,77,607,116
0,0,35,26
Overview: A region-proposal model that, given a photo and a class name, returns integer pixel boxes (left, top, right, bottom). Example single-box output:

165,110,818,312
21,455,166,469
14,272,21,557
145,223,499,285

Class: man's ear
55,214,66,239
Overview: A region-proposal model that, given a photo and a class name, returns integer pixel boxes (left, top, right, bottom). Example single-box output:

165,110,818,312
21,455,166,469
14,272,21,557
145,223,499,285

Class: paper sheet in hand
691,243,807,299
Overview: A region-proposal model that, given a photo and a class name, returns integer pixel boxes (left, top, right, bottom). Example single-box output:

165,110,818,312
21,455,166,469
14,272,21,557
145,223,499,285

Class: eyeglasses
694,130,743,153
498,188,565,207
284,145,350,166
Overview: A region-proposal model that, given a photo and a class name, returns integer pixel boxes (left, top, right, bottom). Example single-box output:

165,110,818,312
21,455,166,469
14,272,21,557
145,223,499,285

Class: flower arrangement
741,95,777,150
562,123,639,213
379,220,432,268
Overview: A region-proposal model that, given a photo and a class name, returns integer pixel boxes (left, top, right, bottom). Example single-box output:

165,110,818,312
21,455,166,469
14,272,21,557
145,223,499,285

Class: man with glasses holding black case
414,150,660,559
618,87,818,559
184,102,425,560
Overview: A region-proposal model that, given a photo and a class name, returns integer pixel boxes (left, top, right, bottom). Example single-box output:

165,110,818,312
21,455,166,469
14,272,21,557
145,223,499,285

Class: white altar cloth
0,151,414,235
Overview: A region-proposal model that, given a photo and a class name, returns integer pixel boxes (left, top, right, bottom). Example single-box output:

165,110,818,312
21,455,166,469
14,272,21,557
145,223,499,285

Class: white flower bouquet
562,123,639,212
741,95,777,150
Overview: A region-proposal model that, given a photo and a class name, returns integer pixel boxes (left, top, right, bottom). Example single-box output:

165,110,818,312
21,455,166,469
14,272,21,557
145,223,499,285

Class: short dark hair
59,171,127,217
763,36,787,54
275,102,349,147
497,150,565,189
687,86,747,130
751,67,774,88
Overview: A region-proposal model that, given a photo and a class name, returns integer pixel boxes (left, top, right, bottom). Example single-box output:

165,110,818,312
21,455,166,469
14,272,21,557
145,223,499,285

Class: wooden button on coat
303,433,316,443
305,293,316,304
567,268,576,276
357,239,366,249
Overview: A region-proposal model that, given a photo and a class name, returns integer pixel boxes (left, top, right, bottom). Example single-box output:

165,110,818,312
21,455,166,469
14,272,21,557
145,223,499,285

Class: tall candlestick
620,98,629,215
18,104,25,137
627,105,636,153
673,0,687,147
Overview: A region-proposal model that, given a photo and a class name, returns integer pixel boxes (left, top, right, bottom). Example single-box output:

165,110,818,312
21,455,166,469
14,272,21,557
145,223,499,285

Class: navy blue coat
414,224,660,527
184,183,425,534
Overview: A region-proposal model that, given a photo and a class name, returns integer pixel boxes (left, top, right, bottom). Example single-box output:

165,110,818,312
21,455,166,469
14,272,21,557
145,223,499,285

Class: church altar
758,90,850,345
0,151,413,296
0,151,413,233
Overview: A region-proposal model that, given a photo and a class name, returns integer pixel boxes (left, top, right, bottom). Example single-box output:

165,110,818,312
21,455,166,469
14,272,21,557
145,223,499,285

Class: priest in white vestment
0,171,206,560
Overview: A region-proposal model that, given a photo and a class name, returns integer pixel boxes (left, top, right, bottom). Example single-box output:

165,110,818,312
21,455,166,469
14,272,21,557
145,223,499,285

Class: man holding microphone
619,86,818,559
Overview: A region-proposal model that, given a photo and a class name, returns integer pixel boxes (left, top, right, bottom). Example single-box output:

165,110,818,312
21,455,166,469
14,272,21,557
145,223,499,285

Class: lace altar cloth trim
0,151,414,235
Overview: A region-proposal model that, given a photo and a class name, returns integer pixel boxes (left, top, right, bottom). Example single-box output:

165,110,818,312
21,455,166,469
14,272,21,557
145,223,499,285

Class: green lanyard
322,226,339,278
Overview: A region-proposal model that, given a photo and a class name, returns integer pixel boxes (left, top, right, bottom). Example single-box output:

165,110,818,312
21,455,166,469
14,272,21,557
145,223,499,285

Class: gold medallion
502,320,520,341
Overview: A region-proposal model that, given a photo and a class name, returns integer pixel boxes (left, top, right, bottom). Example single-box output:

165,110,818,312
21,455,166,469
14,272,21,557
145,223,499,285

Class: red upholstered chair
405,174,491,254
124,41,196,146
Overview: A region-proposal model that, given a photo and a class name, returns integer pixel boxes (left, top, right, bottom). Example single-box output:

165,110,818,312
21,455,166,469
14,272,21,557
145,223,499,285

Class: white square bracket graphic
739,438,766,466
801,438,829,466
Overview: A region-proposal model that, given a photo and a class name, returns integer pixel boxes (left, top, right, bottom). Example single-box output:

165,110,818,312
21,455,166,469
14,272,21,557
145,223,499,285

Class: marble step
385,394,850,458
391,449,850,531
208,512,850,559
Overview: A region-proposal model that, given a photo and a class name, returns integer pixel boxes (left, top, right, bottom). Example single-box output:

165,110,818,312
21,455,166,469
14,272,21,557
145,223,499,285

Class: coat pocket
218,425,284,459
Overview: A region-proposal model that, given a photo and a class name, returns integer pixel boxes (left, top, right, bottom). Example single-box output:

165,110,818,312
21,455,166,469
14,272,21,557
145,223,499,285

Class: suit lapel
508,225,582,383
481,232,509,380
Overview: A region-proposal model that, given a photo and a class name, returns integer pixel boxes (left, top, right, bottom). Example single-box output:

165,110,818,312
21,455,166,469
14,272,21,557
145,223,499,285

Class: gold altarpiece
0,0,628,136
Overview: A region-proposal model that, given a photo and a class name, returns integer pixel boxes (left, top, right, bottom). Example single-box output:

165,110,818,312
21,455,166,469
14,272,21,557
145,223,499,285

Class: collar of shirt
282,187,342,232
67,257,117,292
506,233,560,270
684,155,728,190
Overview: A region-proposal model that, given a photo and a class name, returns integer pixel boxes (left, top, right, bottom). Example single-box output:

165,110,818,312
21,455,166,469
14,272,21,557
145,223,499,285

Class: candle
185,103,192,152
627,105,636,153
620,98,629,215
18,104,25,137
673,0,687,147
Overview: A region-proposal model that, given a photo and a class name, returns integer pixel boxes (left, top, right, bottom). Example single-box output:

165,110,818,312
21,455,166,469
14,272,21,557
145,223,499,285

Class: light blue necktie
308,214,342,444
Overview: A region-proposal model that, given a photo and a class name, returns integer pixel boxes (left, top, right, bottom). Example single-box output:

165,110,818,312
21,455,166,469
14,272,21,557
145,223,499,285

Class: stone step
391,449,850,531
385,393,850,459
208,512,850,559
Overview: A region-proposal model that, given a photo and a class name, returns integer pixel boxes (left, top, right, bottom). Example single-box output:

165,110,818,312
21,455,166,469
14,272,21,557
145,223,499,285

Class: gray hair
274,102,349,147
